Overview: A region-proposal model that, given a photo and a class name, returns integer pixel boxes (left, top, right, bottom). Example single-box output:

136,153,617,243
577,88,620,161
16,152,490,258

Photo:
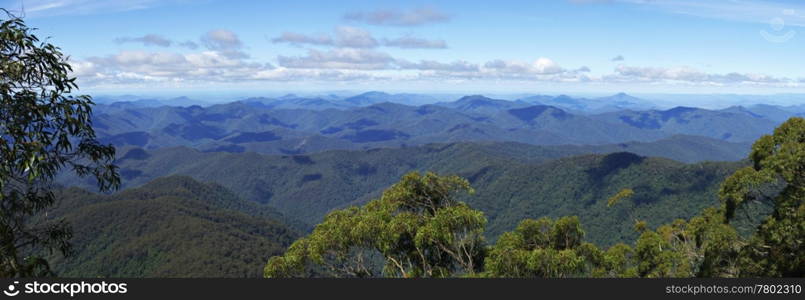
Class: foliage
483,216,598,277
719,117,805,276
483,207,743,278
607,188,634,207
264,172,486,278
631,207,741,278
0,12,119,277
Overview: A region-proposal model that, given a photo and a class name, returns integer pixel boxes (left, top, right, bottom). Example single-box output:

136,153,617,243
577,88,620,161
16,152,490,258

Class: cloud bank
271,26,447,49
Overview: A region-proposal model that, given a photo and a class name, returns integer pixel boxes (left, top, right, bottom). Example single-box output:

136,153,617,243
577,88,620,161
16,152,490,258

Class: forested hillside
59,142,745,246
469,153,744,246
47,176,299,277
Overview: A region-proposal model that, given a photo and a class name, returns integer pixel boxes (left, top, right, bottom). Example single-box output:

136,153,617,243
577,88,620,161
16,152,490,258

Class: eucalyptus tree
265,172,486,278
0,12,119,277
720,117,804,276
483,216,606,278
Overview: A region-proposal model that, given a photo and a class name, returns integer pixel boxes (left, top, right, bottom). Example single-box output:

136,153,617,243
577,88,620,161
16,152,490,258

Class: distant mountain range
95,92,805,115
95,96,213,108
90,92,784,156
591,106,778,142
517,92,657,113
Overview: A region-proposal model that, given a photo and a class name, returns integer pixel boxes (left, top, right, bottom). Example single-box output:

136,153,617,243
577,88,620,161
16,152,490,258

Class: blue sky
3,0,805,95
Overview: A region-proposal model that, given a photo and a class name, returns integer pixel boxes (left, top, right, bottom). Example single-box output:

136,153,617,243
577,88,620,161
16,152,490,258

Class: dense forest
59,142,745,246
48,177,298,277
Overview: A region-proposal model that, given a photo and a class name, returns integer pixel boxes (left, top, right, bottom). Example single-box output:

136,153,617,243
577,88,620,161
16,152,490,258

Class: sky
2,0,805,96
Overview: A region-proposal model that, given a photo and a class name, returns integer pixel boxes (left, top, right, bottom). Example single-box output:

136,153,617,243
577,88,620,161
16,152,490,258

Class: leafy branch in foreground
264,172,485,278
720,117,804,276
0,12,119,277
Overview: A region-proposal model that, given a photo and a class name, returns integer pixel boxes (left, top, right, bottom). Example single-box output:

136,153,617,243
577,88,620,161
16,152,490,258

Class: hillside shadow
585,152,645,180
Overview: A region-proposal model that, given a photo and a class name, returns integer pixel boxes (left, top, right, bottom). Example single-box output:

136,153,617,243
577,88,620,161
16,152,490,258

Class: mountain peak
446,95,519,111
278,93,298,100
456,95,493,102
508,104,571,122
664,106,699,113
602,92,639,101
343,91,393,106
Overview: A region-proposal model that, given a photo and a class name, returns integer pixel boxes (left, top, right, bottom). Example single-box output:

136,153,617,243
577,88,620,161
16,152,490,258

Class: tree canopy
0,12,119,277
264,172,486,278
720,117,804,276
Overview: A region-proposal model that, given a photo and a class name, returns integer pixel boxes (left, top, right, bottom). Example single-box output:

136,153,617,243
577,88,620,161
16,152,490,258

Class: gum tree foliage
630,207,741,278
719,117,805,276
606,188,634,207
264,172,486,278
483,209,742,278
483,216,603,278
576,176,746,277
0,13,119,277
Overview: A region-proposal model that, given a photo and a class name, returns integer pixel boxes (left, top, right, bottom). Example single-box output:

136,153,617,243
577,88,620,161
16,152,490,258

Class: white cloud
69,27,803,89
252,68,382,81
277,49,478,72
200,29,248,59
607,65,791,85
271,26,445,49
272,32,333,46
277,48,395,70
484,58,566,75
70,60,101,77
333,26,379,48
406,58,592,83
110,51,186,67
396,60,478,72
202,29,243,50
113,34,204,50
74,49,275,85
382,36,447,49
72,29,397,85
271,26,377,48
